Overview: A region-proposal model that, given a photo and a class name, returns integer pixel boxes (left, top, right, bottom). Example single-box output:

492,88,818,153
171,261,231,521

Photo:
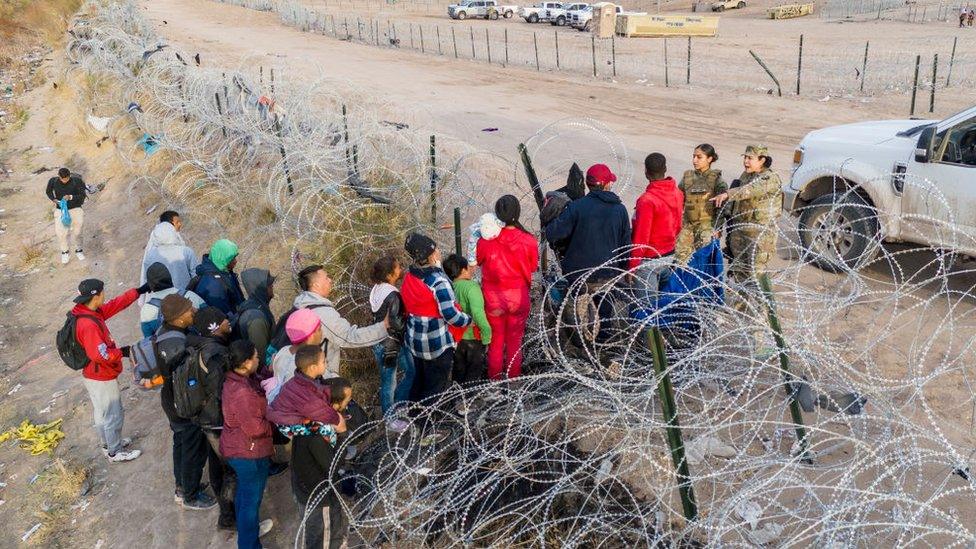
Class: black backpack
264,303,330,365
56,312,100,371
172,345,212,419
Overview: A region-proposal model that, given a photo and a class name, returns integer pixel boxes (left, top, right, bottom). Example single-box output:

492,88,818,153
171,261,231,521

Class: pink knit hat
285,308,322,344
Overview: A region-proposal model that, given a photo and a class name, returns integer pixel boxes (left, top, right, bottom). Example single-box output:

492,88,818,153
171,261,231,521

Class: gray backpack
132,330,186,380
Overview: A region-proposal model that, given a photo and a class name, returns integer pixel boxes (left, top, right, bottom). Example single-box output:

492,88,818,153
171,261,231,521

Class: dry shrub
27,458,91,547
0,0,83,45
18,237,46,270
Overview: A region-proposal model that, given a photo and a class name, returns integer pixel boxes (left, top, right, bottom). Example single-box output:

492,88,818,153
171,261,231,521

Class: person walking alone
45,167,87,265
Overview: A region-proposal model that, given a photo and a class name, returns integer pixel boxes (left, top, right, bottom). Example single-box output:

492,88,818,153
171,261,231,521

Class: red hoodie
476,227,540,291
629,177,684,269
72,289,139,381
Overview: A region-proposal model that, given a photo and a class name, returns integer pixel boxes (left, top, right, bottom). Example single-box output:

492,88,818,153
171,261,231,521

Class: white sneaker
61,252,70,264
101,437,133,456
75,250,86,261
107,449,141,462
258,519,273,537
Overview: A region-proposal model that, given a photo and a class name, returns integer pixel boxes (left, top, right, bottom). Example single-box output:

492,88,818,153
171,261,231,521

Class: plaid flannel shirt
406,268,471,360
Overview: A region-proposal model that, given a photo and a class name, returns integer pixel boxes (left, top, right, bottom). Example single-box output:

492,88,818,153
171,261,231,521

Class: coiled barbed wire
68,1,976,547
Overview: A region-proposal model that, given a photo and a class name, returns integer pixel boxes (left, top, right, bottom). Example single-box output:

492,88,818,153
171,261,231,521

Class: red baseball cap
585,164,617,187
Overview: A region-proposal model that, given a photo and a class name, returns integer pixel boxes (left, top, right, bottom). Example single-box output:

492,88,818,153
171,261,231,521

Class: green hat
744,145,768,157
210,239,239,271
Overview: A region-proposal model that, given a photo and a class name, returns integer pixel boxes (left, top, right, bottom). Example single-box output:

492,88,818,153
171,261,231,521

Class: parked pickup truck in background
519,1,564,22
785,105,976,270
570,4,646,31
448,0,517,19
546,2,590,25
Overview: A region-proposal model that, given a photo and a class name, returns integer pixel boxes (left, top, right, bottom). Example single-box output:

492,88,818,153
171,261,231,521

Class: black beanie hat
193,307,228,336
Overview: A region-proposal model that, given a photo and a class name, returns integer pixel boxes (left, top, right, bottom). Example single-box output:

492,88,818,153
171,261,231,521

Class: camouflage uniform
725,165,782,283
675,168,727,263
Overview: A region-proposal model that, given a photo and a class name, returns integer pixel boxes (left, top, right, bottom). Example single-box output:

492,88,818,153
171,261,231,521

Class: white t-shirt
266,346,298,403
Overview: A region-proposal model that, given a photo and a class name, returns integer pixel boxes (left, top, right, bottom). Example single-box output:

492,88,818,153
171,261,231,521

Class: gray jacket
293,291,387,378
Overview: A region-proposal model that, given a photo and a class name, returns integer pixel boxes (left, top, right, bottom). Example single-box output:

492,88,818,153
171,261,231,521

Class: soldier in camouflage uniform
712,145,782,284
675,144,727,263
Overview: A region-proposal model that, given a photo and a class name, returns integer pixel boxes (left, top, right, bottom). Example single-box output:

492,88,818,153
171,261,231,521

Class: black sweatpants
204,430,237,526
170,420,208,500
453,340,486,384
410,348,455,403
296,486,349,549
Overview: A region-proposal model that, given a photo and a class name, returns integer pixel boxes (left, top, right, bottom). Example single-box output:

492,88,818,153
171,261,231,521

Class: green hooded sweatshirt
210,239,239,271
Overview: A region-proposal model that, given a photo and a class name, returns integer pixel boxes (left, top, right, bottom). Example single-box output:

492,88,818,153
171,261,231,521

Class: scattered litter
0,500,5,506
126,102,143,114
39,405,52,414
50,389,69,400
21,523,42,542
32,166,53,174
137,133,161,155
636,78,647,83
481,127,499,132
95,136,111,147
819,95,831,102
746,522,783,545
0,481,6,487
7,383,22,395
29,473,39,484
94,539,104,549
381,120,409,130
685,435,736,465
145,205,158,215
87,113,112,133
735,499,762,529
414,467,432,476
0,418,65,455
36,146,54,152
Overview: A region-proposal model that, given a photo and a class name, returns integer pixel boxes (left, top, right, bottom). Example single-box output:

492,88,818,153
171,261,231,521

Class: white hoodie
140,222,199,291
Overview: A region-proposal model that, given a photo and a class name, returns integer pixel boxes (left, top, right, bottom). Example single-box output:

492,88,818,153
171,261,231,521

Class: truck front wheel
456,10,467,19
528,13,539,22
556,15,566,25
488,9,499,19
798,193,880,272
504,9,514,17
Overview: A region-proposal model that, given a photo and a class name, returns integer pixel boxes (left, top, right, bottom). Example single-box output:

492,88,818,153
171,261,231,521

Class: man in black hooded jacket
236,268,276,368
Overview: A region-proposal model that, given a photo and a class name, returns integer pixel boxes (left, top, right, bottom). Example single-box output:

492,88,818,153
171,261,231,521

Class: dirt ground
0,0,975,546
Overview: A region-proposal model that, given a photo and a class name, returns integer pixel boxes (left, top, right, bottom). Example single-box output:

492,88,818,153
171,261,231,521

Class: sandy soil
0,0,974,546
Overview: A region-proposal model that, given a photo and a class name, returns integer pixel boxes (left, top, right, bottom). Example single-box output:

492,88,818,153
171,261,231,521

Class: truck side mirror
914,126,935,163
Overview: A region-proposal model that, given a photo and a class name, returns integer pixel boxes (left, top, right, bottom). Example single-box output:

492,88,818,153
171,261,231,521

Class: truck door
902,108,976,253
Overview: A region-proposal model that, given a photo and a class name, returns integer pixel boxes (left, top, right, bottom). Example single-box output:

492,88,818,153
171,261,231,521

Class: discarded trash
819,95,831,102
481,127,499,132
126,102,143,114
746,522,784,545
735,499,762,529
32,166,53,174
685,434,736,465
87,113,112,133
381,120,409,130
21,523,42,542
0,418,66,455
146,205,158,215
137,133,161,155
7,383,22,395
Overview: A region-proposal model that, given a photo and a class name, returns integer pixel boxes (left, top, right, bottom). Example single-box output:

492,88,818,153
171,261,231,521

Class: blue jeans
372,344,416,414
227,457,270,549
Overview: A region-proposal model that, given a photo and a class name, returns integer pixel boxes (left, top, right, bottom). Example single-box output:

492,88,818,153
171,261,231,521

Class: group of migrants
54,142,781,548
961,7,975,27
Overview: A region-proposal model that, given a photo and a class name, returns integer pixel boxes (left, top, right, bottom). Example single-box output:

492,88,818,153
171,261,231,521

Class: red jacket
476,227,539,291
629,177,684,269
72,289,139,381
220,371,274,459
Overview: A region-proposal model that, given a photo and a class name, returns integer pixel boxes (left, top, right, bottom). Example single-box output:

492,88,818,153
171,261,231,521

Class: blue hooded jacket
193,254,245,316
543,189,632,282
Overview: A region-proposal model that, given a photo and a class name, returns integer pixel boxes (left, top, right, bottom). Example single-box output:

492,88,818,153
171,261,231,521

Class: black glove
120,345,131,358
136,283,152,295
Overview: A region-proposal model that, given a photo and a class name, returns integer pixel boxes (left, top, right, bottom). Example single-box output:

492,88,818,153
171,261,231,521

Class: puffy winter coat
543,190,631,282
629,177,684,269
292,291,386,378
140,222,199,292
476,227,539,291
266,372,341,427
220,371,274,459
72,289,139,381
193,254,245,316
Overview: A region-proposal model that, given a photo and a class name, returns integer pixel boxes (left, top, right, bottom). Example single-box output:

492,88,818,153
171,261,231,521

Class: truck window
936,117,976,167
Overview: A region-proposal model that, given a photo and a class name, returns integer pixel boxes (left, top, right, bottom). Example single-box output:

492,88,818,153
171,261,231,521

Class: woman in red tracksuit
476,195,539,380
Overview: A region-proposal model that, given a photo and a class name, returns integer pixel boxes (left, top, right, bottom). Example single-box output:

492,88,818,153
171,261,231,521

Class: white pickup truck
785,105,976,270
570,4,641,30
546,2,590,25
519,1,564,22
448,0,518,19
